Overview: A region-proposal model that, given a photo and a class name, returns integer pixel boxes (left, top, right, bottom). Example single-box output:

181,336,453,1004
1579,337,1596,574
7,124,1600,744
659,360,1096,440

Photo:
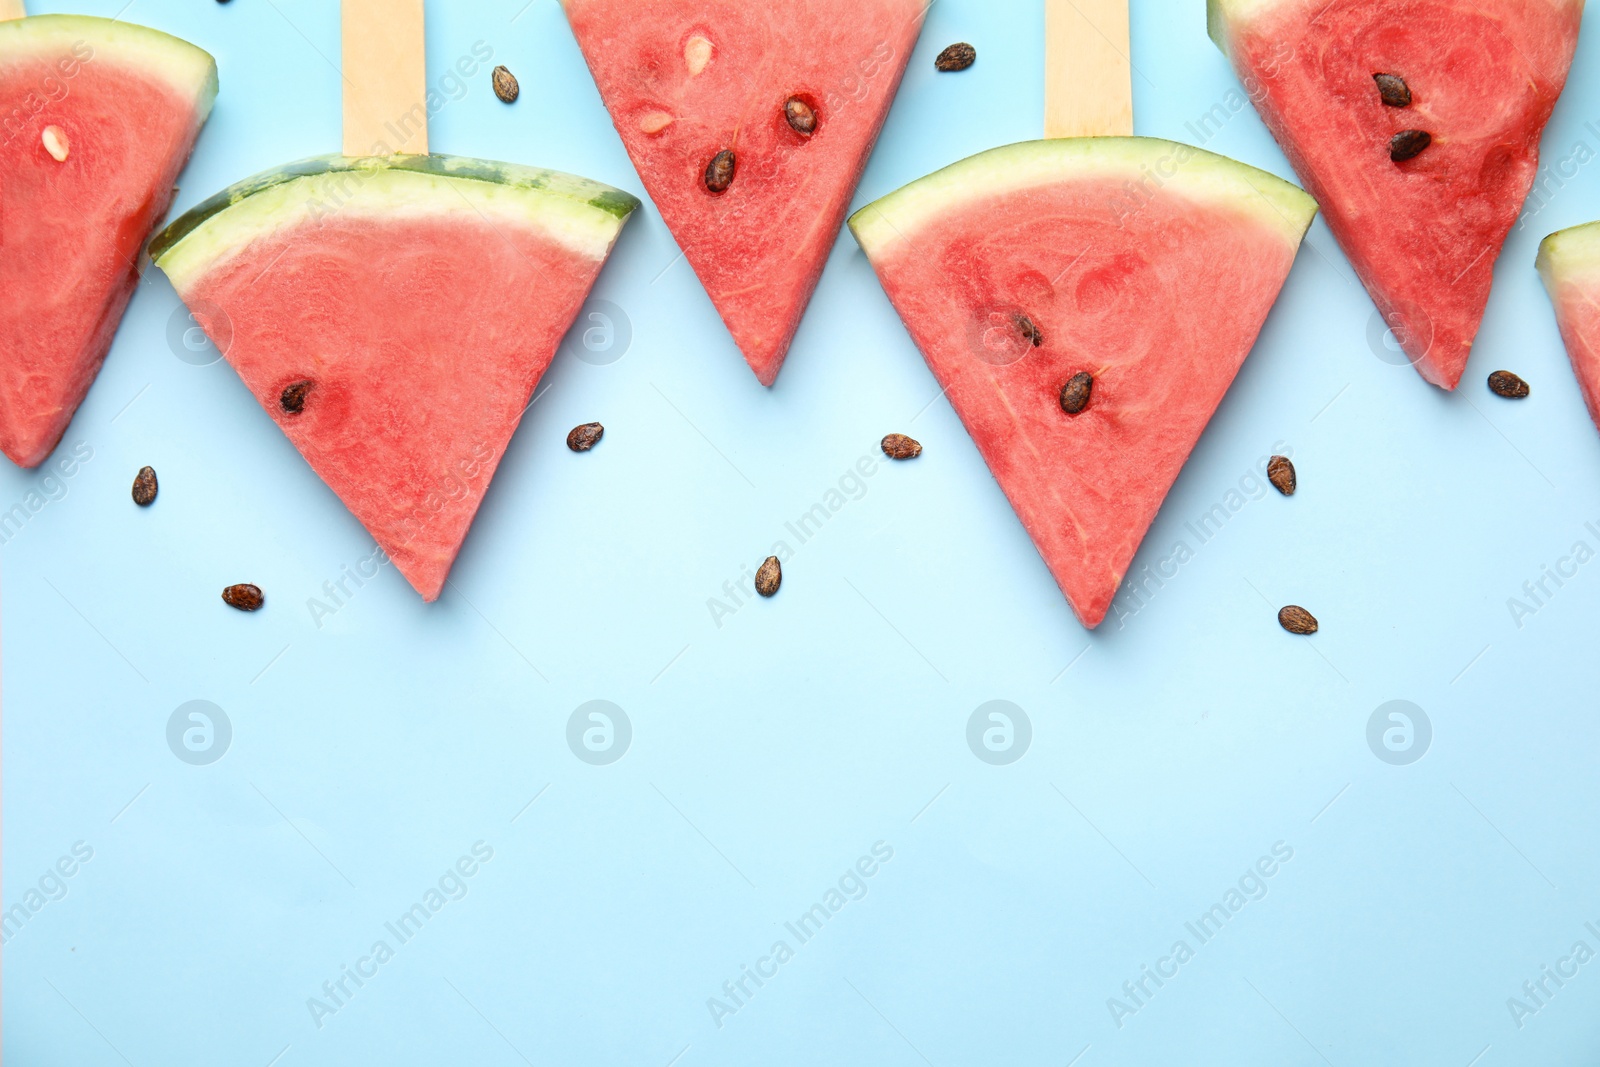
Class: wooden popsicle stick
0,0,27,22
342,0,428,156
1044,0,1133,139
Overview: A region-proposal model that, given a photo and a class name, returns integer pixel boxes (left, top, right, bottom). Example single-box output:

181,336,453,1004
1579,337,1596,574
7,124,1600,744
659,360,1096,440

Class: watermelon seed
685,35,713,76
131,466,158,507
222,584,265,612
784,97,817,136
1278,605,1318,635
639,111,675,134
279,379,315,414
704,149,736,193
1059,372,1093,416
935,43,976,72
1267,455,1296,496
1373,73,1412,108
1487,370,1530,398
1389,129,1431,162
881,433,922,460
755,556,782,597
41,125,69,162
492,65,520,104
1013,313,1043,347
567,422,604,452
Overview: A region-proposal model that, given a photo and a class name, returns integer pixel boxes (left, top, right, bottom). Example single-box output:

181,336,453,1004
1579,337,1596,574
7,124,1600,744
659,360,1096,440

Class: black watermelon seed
1390,129,1431,162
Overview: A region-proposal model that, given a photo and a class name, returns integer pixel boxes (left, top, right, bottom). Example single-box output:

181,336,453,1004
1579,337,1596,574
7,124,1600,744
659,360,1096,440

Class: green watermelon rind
150,154,643,286
1205,0,1279,53
1537,220,1600,285
848,137,1317,257
0,14,217,120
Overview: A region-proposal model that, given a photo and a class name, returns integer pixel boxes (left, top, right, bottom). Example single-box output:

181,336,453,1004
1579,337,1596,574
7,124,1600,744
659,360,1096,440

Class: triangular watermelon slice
1209,0,1582,390
562,0,927,385
849,138,1316,628
150,155,640,600
1,15,216,468
1538,221,1600,433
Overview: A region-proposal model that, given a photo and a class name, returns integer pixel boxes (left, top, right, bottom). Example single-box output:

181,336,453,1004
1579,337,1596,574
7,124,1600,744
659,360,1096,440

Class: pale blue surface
5,1,1600,1063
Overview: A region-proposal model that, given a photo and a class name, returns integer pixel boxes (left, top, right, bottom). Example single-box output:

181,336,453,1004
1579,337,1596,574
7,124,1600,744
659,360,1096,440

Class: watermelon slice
849,137,1316,628
1537,221,1600,433
1,15,216,467
150,155,639,601
562,0,926,385
1209,0,1582,390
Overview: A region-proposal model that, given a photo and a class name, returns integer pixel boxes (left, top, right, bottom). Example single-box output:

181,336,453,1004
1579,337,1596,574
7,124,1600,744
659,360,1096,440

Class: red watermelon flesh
563,0,926,385
1538,221,1600,432
1210,0,1582,390
0,15,216,468
849,138,1316,628
150,156,640,601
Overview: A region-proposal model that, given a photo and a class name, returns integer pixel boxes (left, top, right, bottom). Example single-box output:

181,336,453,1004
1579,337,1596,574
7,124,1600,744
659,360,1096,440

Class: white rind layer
0,14,217,121
848,137,1317,259
156,159,637,293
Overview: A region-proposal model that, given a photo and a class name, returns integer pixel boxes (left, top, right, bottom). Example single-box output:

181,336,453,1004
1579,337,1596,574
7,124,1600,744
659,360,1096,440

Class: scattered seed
492,65,520,104
881,433,922,460
567,422,604,452
704,149,735,193
1373,72,1412,107
1059,372,1093,415
784,96,817,136
1013,312,1043,347
639,111,675,134
685,35,713,75
41,125,69,162
222,584,265,612
755,555,782,597
279,379,314,414
131,466,158,506
1487,370,1530,399
1390,129,1431,162
935,42,976,72
1267,455,1296,496
1278,605,1318,635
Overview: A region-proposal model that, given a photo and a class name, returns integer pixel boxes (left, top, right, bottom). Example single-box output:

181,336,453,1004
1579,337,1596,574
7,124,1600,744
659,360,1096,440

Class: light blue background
5,0,1600,1063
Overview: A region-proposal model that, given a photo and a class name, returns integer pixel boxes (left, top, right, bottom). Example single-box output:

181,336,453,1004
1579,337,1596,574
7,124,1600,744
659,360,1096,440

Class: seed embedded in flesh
784,96,817,136
492,65,520,104
1390,129,1431,162
131,466,158,506
1373,73,1412,107
1267,455,1296,496
704,149,735,193
935,43,976,72
1013,313,1043,347
1487,370,1530,399
41,125,69,162
685,35,713,75
1059,372,1093,415
881,433,922,460
755,555,782,597
567,422,604,451
1278,605,1318,634
280,379,315,413
223,584,265,612
639,111,675,134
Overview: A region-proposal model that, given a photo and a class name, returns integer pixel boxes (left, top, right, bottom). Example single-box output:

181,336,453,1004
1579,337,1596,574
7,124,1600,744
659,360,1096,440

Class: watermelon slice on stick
1,4,216,467
848,0,1317,629
1537,221,1600,433
561,0,928,385
150,0,639,601
1210,0,1583,390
